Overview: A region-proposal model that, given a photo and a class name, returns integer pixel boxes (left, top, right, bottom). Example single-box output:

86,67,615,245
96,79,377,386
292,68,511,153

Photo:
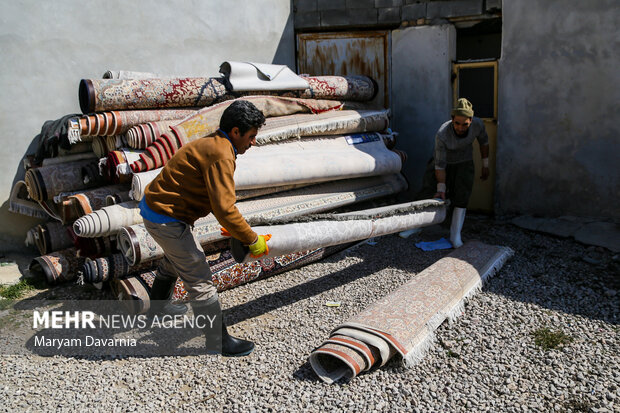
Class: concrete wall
497,0,620,219
0,0,295,251
391,24,456,197
294,0,499,30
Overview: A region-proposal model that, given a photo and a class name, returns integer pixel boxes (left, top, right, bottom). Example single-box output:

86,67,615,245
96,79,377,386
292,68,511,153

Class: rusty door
296,31,390,109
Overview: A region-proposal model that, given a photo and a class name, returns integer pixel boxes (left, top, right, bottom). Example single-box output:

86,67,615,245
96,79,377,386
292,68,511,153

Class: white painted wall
0,0,295,250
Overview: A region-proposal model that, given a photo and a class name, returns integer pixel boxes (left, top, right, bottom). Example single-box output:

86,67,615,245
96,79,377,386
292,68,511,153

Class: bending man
420,98,489,248
139,100,270,357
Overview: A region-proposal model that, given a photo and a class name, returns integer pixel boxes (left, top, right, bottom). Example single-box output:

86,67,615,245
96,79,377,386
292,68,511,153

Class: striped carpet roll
125,120,178,149
91,136,109,159
71,108,198,142
73,201,141,238
309,241,514,383
80,253,158,284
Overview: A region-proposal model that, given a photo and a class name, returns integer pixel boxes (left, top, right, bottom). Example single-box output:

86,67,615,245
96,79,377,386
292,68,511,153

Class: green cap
452,98,474,118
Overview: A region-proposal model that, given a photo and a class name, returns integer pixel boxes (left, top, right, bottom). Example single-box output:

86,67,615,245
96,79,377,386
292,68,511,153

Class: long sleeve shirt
143,132,257,245
434,117,489,169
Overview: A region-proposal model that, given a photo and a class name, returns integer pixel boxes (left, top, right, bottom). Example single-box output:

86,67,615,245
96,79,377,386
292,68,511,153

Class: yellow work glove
248,234,272,258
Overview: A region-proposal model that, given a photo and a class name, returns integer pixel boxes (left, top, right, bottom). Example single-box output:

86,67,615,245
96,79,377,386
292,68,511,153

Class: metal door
452,60,498,213
296,31,390,109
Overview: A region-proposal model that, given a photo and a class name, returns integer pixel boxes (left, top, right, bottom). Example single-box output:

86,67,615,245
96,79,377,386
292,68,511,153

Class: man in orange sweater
139,100,269,357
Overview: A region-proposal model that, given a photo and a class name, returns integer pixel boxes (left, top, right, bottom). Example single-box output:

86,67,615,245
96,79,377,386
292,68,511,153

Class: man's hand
480,157,489,180
480,167,489,180
249,234,272,258
435,182,446,200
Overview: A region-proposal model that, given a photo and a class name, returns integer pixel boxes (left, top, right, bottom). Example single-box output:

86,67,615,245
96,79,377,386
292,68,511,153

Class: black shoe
191,299,255,357
221,322,255,357
148,275,188,316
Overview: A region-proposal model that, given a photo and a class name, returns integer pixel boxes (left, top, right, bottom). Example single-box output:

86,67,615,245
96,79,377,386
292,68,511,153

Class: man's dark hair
219,100,266,135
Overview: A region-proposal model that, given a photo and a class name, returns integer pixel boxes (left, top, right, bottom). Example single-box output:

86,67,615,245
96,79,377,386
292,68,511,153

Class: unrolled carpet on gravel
0,215,618,412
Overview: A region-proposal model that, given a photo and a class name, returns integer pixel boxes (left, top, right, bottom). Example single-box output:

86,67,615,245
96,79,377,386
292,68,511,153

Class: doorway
453,19,501,213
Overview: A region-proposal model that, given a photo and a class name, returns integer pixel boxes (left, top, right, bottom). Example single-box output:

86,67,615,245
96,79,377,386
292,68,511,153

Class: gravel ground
1,214,618,412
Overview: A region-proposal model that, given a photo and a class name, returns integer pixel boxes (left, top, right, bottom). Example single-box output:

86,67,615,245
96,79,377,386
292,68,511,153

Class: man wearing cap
139,99,270,357
419,98,489,248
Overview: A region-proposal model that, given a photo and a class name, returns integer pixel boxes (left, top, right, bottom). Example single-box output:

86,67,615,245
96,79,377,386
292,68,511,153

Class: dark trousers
417,159,474,209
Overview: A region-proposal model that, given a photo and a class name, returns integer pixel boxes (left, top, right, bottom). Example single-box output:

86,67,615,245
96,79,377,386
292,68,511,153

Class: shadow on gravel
458,215,620,326
224,248,390,325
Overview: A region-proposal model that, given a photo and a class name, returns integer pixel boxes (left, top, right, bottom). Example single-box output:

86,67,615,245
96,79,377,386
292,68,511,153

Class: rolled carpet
91,135,127,158
58,184,131,224
102,70,162,79
24,159,101,202
31,221,74,255
129,96,346,172
103,149,145,184
233,134,402,190
80,253,157,284
8,180,49,219
81,161,106,187
72,108,198,142
125,120,178,149
78,184,326,238
309,240,514,383
231,200,446,264
73,201,141,238
79,75,375,113
111,242,355,314
73,235,117,259
105,190,133,206
28,247,85,285
129,168,311,202
129,169,162,201
107,135,127,154
254,109,389,145
118,173,408,265
23,152,98,171
91,136,110,159
133,133,402,195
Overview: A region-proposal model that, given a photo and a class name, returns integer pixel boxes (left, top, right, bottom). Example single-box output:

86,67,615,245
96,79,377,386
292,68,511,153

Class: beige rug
309,240,514,383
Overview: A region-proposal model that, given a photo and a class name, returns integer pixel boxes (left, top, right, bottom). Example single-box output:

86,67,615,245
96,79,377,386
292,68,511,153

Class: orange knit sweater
144,133,257,245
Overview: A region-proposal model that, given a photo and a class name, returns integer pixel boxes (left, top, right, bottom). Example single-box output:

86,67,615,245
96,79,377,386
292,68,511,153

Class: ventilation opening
456,18,502,61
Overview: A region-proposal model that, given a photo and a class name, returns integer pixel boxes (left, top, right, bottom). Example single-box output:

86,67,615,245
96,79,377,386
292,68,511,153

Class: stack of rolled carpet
11,62,419,306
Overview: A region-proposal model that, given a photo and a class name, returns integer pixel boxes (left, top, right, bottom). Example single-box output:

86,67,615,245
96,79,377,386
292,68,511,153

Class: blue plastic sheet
415,237,453,251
